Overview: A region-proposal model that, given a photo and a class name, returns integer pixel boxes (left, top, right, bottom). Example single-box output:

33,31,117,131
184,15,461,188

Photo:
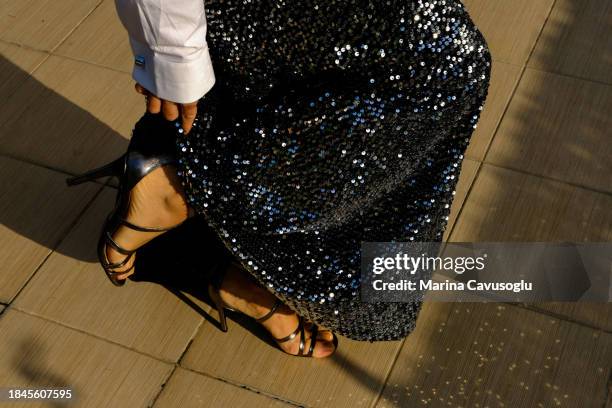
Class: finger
161,100,180,121
147,94,162,114
134,82,149,95
180,102,198,134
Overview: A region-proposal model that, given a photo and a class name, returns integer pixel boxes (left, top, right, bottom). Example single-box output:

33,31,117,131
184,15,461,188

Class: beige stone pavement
0,0,611,407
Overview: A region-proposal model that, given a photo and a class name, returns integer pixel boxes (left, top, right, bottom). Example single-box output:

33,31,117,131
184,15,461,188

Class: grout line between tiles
148,302,207,407
147,361,178,408
0,38,131,78
157,294,307,407
476,0,557,164
423,300,611,337
5,182,107,305
480,160,612,197
484,56,610,87
521,0,559,69
515,303,611,334
446,0,558,242
0,153,113,189
49,52,131,75
47,0,106,56
175,365,308,408
3,249,51,303
8,307,178,365
522,65,612,87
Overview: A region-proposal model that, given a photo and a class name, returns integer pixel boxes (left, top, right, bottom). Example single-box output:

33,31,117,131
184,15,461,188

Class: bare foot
217,262,336,358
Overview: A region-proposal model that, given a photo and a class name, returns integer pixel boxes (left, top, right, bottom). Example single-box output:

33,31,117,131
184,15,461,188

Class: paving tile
181,311,405,408
0,0,101,51
0,41,48,102
154,367,292,408
465,61,522,162
530,303,612,332
0,309,172,407
12,187,209,362
55,0,133,73
443,158,479,241
0,155,100,303
450,164,612,242
376,303,611,408
450,164,612,329
529,0,612,84
0,54,144,175
462,0,555,65
485,69,612,194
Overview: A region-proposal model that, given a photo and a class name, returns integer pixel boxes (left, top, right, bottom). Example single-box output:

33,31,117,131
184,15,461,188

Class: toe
317,329,335,342
312,338,336,358
114,269,135,280
305,322,334,342
302,325,336,358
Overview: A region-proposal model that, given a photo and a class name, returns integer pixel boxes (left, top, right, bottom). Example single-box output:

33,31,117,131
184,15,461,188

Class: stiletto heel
207,259,338,357
207,256,237,332
67,112,186,287
208,283,230,332
214,300,229,332
65,156,125,186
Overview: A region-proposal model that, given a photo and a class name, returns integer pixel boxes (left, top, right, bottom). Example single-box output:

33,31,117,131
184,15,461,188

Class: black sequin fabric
175,0,492,341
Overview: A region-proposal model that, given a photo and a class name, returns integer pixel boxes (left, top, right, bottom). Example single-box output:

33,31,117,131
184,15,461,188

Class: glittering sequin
175,0,492,341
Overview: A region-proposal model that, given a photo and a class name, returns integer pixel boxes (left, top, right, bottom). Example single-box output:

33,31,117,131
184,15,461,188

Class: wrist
129,38,216,103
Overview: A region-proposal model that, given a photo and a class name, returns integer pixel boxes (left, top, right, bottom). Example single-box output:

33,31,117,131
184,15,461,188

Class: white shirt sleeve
114,0,216,104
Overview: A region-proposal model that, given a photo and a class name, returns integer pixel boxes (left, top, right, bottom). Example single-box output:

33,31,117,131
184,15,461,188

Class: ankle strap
119,217,185,232
254,298,283,323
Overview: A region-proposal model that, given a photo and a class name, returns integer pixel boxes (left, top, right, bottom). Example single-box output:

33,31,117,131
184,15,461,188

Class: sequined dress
175,0,492,341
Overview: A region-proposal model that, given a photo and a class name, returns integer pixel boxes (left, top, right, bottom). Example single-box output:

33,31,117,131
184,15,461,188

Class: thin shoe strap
102,231,136,269
102,244,135,270
297,317,306,356
105,230,135,256
106,262,135,276
119,217,185,232
254,298,283,323
307,324,319,357
274,317,302,343
102,217,184,268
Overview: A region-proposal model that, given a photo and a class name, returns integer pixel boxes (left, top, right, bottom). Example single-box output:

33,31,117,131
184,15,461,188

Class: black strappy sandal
207,259,338,357
66,112,186,286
